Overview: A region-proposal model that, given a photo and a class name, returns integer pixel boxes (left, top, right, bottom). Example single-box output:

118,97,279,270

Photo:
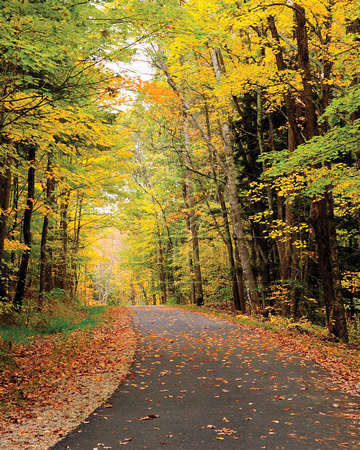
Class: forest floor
0,306,137,450
0,304,359,449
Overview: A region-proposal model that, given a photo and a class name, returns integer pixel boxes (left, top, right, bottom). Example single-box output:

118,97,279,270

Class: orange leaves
0,307,136,415
101,75,180,108
136,79,180,106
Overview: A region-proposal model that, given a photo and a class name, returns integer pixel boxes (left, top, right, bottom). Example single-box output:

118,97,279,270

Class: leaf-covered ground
0,306,136,449
184,306,360,396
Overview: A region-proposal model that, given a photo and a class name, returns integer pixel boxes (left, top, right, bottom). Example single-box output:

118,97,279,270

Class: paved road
53,306,359,449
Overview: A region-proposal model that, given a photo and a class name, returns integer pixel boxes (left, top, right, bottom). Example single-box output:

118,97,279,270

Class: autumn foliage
0,307,136,418
1,0,360,425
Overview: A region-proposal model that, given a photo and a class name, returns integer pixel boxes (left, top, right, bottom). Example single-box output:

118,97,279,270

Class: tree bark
38,155,55,310
183,114,204,306
209,48,261,309
13,144,36,311
204,100,243,311
157,230,167,304
183,184,196,304
219,192,243,311
55,190,70,291
234,242,246,313
310,193,348,341
0,157,12,302
71,193,83,299
294,3,348,342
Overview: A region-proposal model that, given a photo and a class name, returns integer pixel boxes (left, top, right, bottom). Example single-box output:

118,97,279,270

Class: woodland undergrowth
0,304,136,418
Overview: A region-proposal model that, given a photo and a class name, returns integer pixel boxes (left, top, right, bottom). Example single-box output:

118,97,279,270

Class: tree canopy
1,0,360,343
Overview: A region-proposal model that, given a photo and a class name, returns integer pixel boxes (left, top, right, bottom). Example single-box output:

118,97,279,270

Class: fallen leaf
138,414,159,420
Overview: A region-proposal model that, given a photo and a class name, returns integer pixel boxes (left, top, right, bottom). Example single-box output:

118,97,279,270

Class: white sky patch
107,47,155,110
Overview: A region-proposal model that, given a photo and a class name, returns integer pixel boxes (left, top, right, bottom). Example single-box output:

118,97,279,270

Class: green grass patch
0,303,107,346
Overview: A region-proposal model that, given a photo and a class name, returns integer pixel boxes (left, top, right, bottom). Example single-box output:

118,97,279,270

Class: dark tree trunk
204,100,242,311
38,155,56,310
219,192,242,311
294,3,348,342
210,48,261,309
13,144,36,311
183,185,196,304
70,193,83,299
234,243,246,313
158,233,167,304
56,190,70,291
0,159,12,302
310,193,348,342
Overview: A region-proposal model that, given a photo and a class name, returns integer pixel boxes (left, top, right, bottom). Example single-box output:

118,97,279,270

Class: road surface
53,305,359,449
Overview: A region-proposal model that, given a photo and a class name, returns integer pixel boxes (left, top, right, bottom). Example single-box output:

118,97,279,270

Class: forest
1,0,360,346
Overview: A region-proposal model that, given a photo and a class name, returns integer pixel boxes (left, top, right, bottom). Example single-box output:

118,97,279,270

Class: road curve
53,305,359,449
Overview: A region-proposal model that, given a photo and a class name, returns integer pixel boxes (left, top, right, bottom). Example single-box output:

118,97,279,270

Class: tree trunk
102,243,118,303
267,14,302,315
57,190,70,291
219,192,242,311
158,233,167,304
204,100,242,311
183,112,204,306
71,193,83,299
13,144,36,311
294,3,348,342
0,157,12,302
310,193,348,342
183,184,196,304
234,242,246,313
38,155,55,310
210,48,261,309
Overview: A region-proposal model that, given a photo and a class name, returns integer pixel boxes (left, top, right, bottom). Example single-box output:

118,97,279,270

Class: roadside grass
0,302,107,347
177,304,360,392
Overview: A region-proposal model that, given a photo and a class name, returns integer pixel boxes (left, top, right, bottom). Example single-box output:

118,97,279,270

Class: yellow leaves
265,219,309,244
4,239,29,252
273,173,306,198
341,271,360,294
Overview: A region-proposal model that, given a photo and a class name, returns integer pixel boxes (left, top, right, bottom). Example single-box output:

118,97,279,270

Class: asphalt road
53,305,359,449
